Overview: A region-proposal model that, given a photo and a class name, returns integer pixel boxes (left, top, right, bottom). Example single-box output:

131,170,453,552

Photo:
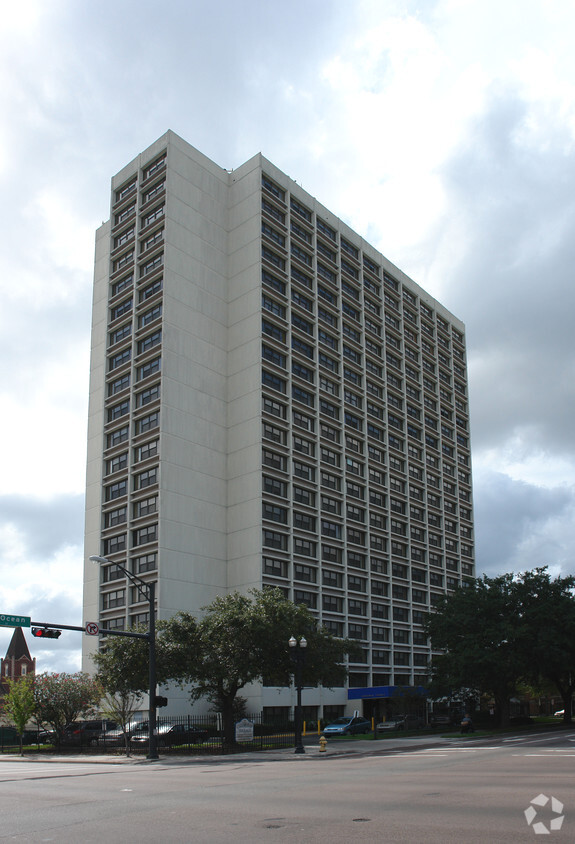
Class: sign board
0,614,31,628
85,622,100,636
235,719,254,742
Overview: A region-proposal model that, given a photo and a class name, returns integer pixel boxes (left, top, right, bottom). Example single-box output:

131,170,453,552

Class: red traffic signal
31,627,62,639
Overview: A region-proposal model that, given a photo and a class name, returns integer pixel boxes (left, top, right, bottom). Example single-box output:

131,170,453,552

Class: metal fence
0,715,306,755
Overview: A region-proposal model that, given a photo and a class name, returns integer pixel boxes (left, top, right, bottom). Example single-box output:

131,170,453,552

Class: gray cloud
473,468,575,577
438,85,575,456
0,495,85,558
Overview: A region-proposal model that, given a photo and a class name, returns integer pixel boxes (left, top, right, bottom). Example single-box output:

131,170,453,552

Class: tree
92,633,151,696
33,672,102,743
100,691,142,756
513,568,575,722
160,588,360,745
425,574,528,726
2,676,35,755
425,568,575,727
93,630,172,753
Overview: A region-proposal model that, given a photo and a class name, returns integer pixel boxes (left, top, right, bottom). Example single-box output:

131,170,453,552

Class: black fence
0,715,316,755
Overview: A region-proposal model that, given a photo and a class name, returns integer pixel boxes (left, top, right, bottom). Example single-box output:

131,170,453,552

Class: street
1,730,575,842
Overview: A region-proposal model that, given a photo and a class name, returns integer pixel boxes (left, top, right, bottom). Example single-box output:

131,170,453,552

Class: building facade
82,130,474,719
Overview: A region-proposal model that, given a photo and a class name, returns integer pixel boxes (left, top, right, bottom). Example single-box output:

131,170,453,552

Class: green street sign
0,614,31,628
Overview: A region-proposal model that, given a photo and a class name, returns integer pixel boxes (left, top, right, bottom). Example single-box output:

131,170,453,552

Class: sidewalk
0,733,455,765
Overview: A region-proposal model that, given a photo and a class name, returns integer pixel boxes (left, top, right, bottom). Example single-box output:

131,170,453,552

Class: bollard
319,735,327,753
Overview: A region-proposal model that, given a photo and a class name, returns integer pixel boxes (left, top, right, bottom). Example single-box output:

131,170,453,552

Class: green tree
425,568,575,727
425,573,528,726
93,630,172,753
513,568,575,722
2,675,36,755
160,588,360,745
92,633,151,696
33,672,102,743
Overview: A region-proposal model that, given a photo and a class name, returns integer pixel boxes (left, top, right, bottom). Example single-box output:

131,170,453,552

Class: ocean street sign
0,614,31,628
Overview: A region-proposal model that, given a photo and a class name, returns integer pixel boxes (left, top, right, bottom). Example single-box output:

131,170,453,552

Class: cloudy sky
1,0,574,672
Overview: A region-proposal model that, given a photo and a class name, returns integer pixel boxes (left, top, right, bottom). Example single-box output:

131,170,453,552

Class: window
137,357,161,380
263,476,287,497
290,197,311,220
139,304,162,327
104,533,126,554
263,503,288,523
135,468,157,489
323,595,343,613
109,374,130,396
136,384,160,407
322,569,342,588
143,154,166,180
134,496,157,518
142,178,165,204
139,278,163,301
105,506,126,528
140,253,164,277
108,400,129,422
107,426,129,448
263,556,288,578
262,370,286,393
293,486,315,507
262,174,285,201
140,228,164,252
263,529,288,550
141,204,165,228
136,440,158,462
262,450,287,471
116,178,136,203
133,524,157,546
263,396,287,418
106,452,127,474
111,298,133,321
103,589,125,610
135,412,159,435
138,330,162,354
136,552,157,574
293,461,315,481
293,539,316,558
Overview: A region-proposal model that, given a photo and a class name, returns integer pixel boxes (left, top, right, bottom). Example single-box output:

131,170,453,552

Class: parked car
95,721,147,746
377,714,426,732
554,710,565,717
429,714,455,729
130,723,209,748
63,720,118,746
322,716,372,736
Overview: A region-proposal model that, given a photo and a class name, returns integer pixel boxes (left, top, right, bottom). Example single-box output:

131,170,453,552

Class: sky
1,0,575,673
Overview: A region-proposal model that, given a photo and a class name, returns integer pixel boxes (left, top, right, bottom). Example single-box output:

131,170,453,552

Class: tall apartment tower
83,131,474,719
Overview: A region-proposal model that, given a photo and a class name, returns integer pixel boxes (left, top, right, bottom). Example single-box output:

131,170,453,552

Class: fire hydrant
319,735,327,753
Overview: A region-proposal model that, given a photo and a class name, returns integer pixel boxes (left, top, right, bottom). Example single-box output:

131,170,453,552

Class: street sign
0,614,31,628
85,622,99,636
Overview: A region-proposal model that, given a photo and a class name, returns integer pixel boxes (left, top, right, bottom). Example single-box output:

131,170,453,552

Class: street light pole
89,555,158,761
289,635,307,755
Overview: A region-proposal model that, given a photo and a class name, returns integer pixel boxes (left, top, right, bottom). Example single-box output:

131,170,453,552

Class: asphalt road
1,729,575,843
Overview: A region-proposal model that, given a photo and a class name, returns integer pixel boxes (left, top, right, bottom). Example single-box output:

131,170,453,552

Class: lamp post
89,555,158,761
289,635,307,754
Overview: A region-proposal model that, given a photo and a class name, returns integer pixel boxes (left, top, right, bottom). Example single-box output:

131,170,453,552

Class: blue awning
348,684,428,700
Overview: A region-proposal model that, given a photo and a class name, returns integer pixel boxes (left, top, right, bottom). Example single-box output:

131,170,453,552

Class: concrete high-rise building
82,131,474,720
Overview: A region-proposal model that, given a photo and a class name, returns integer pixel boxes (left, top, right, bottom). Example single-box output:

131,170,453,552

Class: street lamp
289,635,307,754
89,555,158,761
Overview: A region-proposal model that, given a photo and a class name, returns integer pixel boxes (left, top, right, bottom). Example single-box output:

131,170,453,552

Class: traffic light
31,627,62,639
154,696,168,708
